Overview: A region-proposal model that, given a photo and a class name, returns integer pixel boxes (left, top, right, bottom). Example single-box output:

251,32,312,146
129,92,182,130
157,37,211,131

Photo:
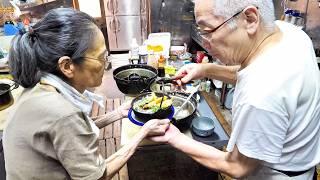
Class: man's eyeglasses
199,9,244,37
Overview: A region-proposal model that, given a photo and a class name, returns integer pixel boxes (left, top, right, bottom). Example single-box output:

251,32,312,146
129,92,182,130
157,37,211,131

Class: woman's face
71,27,107,92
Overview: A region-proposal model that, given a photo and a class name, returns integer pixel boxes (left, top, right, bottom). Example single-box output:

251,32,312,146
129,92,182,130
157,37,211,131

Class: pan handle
9,82,19,91
195,109,201,117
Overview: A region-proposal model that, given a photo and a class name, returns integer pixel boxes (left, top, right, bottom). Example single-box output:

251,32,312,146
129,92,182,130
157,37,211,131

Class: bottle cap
158,55,165,63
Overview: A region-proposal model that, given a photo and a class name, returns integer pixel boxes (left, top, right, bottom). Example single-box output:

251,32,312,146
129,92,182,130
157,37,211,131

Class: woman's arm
93,101,131,129
93,110,122,129
99,119,170,180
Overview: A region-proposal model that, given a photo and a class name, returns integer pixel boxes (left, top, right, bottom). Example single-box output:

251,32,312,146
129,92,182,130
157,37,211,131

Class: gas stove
121,94,229,149
183,95,229,150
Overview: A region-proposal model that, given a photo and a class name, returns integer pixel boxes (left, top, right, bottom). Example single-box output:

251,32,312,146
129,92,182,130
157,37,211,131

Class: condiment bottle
158,55,166,77
205,79,211,93
147,51,158,69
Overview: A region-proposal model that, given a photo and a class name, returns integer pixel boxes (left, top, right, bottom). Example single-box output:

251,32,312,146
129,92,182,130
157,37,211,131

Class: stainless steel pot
168,92,198,130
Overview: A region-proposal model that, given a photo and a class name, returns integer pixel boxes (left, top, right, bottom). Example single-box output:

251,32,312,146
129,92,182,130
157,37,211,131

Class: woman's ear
57,56,75,78
243,6,259,35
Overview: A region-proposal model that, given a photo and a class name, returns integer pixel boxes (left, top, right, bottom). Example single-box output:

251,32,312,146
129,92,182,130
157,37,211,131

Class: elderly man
150,0,320,179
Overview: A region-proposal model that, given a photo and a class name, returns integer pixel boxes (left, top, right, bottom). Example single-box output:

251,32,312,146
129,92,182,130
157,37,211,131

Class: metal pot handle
139,78,155,94
9,82,19,91
0,82,19,96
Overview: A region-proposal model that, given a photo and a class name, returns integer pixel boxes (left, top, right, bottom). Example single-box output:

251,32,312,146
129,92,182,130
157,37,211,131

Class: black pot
169,92,198,131
0,82,19,111
132,92,173,123
113,64,158,95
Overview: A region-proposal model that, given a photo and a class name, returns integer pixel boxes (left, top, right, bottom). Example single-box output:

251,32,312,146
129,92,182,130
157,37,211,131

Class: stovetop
188,94,229,150
122,93,229,149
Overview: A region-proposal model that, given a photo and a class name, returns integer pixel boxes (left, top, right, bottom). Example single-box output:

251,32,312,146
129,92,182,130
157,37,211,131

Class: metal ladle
174,84,200,117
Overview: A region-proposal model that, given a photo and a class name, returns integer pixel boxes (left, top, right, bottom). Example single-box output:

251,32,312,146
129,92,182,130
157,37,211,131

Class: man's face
195,0,246,65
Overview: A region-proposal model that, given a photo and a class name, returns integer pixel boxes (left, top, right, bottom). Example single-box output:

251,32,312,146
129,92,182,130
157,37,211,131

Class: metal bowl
191,117,215,137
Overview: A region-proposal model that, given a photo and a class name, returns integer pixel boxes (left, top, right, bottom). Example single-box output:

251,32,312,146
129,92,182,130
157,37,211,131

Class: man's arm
150,125,260,178
170,133,259,178
203,64,239,85
175,63,239,85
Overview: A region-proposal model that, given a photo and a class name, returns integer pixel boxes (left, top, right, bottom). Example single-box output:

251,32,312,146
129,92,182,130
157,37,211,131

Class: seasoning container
205,79,211,93
158,55,166,77
199,80,206,91
147,51,158,69
139,46,148,64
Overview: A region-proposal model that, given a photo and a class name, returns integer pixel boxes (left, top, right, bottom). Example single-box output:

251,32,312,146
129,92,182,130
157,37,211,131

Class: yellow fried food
143,96,168,109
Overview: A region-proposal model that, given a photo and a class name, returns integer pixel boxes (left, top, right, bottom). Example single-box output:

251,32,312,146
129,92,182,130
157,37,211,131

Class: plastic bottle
205,79,211,93
200,80,206,91
130,38,139,61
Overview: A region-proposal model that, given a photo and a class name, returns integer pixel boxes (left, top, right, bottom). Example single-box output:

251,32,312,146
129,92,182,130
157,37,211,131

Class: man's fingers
181,74,193,84
158,119,170,125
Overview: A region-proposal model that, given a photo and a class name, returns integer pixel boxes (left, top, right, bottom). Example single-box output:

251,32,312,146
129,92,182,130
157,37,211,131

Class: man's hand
174,64,206,85
148,124,182,144
142,119,171,136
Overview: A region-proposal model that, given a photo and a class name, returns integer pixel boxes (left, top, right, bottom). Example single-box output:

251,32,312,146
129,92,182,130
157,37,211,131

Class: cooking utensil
113,64,157,95
191,117,215,137
174,84,200,117
159,81,165,108
0,82,19,111
155,77,194,85
131,92,173,122
169,92,198,130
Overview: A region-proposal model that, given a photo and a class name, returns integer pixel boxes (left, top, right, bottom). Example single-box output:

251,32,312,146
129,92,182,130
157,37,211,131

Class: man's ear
243,6,259,35
57,56,75,78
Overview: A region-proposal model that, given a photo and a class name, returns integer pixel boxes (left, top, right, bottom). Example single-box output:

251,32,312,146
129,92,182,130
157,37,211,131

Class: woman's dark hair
9,8,98,88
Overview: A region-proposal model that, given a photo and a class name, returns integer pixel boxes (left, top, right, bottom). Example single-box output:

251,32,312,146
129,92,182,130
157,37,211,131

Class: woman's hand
117,100,132,118
148,123,182,144
141,119,170,136
174,63,206,85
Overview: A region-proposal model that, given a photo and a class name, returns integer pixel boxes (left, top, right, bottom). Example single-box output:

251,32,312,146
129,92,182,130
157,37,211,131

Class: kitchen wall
273,0,320,50
78,0,101,18
150,0,194,46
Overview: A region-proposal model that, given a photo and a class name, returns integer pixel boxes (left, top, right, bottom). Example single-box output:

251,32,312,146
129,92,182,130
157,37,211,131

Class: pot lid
114,64,157,81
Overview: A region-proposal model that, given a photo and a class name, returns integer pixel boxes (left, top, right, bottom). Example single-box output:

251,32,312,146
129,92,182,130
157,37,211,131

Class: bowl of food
132,92,173,122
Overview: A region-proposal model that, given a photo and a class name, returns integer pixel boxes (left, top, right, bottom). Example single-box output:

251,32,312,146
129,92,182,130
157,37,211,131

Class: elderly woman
152,0,320,179
3,8,169,180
